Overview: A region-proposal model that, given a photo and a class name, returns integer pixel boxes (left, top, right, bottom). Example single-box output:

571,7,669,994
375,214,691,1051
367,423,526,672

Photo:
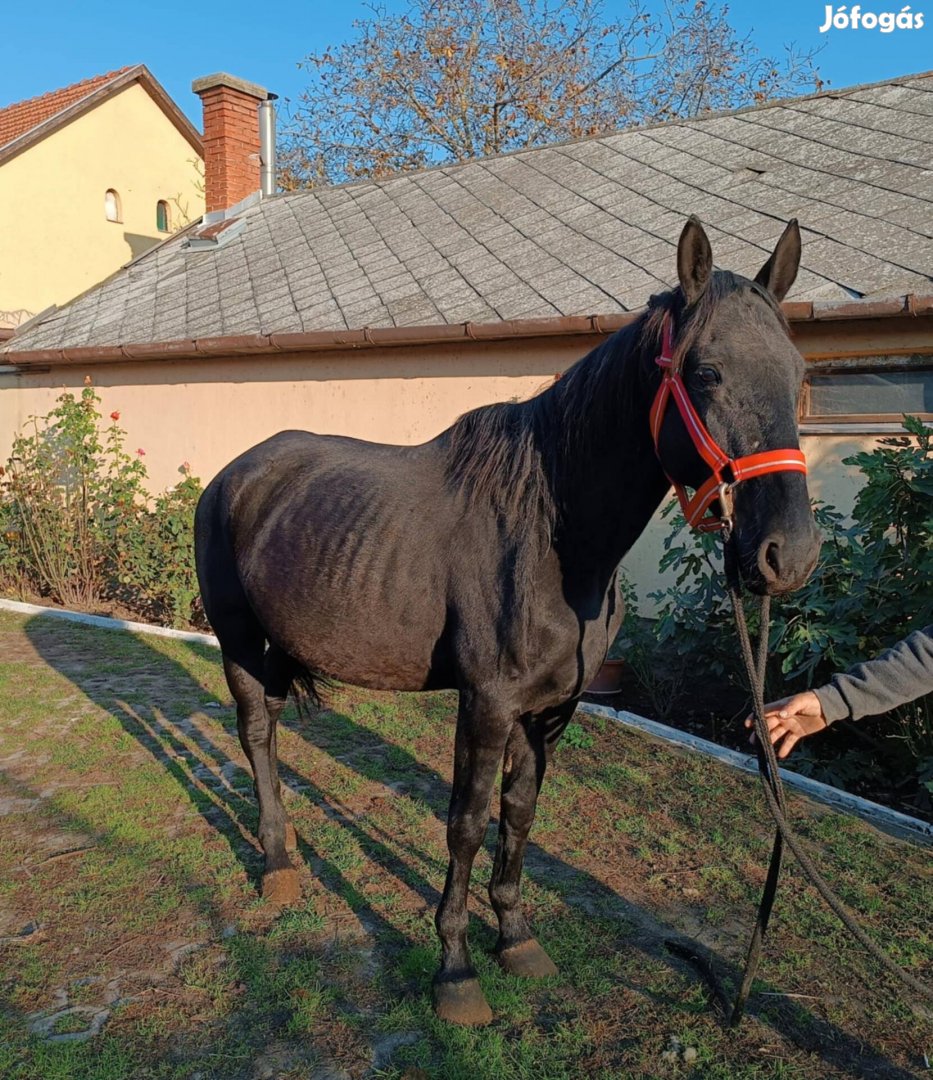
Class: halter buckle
717,482,735,539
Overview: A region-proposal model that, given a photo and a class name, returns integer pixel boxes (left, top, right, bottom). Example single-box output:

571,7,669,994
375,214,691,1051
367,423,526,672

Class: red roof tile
0,67,135,149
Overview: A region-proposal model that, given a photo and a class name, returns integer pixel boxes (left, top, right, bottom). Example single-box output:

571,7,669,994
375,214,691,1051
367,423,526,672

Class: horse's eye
695,366,721,387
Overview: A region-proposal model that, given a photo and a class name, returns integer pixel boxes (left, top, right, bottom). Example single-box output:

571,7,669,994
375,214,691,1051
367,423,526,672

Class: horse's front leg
433,694,512,1027
489,701,575,977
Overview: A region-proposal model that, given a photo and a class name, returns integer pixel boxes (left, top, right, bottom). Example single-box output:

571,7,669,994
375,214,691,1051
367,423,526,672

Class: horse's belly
257,591,449,693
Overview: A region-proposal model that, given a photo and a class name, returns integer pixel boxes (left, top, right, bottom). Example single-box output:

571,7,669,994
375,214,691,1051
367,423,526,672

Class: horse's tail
290,662,334,719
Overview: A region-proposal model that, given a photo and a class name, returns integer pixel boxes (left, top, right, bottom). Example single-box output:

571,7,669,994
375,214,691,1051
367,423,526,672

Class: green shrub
611,504,748,722
613,416,933,810
0,387,147,607
112,468,203,627
771,415,933,801
0,386,203,628
774,416,933,680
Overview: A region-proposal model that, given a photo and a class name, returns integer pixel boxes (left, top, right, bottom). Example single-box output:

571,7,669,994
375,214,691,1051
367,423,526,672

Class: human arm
812,623,933,724
746,624,933,758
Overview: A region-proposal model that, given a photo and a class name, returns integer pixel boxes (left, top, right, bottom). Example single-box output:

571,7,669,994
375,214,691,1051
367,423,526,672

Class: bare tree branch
280,0,822,187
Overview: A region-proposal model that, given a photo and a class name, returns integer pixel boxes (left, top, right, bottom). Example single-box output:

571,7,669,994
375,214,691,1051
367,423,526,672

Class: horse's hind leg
433,693,512,1027
222,634,300,906
489,701,575,978
263,645,299,853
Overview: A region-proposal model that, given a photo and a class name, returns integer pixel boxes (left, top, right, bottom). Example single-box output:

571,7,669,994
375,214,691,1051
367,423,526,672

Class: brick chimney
192,73,269,213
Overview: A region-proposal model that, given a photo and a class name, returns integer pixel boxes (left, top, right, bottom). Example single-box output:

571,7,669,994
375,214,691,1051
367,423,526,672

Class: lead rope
727,581,933,1024
727,589,782,1027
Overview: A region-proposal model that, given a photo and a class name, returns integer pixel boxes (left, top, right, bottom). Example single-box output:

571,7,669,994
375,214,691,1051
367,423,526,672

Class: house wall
0,337,576,491
0,83,203,321
1,314,929,607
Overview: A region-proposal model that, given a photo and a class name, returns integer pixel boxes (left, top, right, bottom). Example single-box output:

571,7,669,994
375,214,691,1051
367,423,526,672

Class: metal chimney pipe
259,93,278,198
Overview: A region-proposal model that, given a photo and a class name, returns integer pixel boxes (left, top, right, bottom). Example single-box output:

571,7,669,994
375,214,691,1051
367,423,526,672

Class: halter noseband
648,313,808,535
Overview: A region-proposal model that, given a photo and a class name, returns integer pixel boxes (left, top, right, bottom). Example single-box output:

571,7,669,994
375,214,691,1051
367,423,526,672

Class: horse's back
200,428,444,524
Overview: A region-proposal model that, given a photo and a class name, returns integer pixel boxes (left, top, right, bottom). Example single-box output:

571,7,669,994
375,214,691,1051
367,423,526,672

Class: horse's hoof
262,868,301,906
497,938,558,978
433,978,493,1027
284,822,298,852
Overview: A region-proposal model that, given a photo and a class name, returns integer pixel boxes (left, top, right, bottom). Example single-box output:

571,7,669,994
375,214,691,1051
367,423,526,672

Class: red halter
648,314,808,534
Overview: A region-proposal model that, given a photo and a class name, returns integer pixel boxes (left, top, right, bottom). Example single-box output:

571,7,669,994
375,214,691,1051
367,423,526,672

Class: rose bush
0,387,203,628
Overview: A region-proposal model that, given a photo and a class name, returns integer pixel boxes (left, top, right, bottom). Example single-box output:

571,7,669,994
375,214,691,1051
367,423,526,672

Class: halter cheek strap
649,314,808,534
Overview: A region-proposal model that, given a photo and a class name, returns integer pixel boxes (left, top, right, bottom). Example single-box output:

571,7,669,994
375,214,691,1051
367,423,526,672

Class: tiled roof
7,71,933,355
0,68,134,149
0,65,202,174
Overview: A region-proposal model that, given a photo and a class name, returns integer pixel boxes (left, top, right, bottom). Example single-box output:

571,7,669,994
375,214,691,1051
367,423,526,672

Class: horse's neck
548,332,671,578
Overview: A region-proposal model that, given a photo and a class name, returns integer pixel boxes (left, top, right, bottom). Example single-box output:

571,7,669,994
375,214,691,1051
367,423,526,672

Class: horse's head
650,216,820,596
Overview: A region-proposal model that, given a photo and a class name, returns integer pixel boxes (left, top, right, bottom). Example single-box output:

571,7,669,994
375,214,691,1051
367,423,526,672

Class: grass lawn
0,609,930,1079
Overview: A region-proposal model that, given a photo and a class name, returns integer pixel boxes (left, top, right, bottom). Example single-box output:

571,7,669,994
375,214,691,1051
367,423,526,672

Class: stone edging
0,598,219,646
579,701,933,845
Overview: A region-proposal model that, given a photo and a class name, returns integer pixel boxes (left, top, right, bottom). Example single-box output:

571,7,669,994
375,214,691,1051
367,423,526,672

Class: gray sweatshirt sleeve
813,624,933,724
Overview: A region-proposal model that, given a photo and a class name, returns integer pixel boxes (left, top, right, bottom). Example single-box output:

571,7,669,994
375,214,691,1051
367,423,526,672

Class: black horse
195,216,820,1026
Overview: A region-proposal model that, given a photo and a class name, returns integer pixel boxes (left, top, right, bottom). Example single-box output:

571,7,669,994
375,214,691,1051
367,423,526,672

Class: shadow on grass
20,613,925,1080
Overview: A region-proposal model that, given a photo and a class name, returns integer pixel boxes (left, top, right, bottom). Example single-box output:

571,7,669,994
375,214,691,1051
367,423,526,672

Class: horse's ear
677,216,713,306
754,219,801,302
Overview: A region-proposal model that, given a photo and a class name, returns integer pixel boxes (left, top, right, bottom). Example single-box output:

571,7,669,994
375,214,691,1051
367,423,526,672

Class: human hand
744,691,829,759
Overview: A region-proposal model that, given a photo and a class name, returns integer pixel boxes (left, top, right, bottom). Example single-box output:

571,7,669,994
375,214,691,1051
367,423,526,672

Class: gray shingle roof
8,71,933,353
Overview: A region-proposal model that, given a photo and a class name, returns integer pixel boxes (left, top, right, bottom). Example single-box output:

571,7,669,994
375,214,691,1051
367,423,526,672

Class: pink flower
110,411,120,421
136,448,146,456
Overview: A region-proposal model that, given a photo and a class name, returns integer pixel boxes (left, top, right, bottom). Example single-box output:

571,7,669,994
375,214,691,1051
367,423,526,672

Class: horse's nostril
758,537,784,583
766,542,781,576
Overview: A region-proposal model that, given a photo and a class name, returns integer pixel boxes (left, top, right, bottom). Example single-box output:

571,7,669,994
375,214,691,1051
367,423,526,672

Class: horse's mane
442,315,646,635
444,398,552,532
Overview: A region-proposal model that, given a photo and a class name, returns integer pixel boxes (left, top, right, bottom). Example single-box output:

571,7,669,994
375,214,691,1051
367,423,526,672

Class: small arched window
156,200,170,233
104,189,122,223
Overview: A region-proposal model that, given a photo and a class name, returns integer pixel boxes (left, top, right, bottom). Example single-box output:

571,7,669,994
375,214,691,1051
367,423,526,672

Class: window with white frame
104,189,122,223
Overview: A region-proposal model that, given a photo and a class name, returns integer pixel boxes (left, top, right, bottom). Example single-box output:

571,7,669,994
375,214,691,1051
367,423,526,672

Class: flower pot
586,658,628,695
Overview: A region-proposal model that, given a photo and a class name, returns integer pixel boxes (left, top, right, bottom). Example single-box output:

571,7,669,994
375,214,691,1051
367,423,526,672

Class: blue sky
2,0,929,126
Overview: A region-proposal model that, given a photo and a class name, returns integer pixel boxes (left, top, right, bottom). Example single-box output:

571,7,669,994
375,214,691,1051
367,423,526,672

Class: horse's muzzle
745,525,821,596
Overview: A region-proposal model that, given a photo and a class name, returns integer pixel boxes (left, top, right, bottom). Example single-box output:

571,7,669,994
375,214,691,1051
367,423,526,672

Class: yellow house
0,65,204,329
